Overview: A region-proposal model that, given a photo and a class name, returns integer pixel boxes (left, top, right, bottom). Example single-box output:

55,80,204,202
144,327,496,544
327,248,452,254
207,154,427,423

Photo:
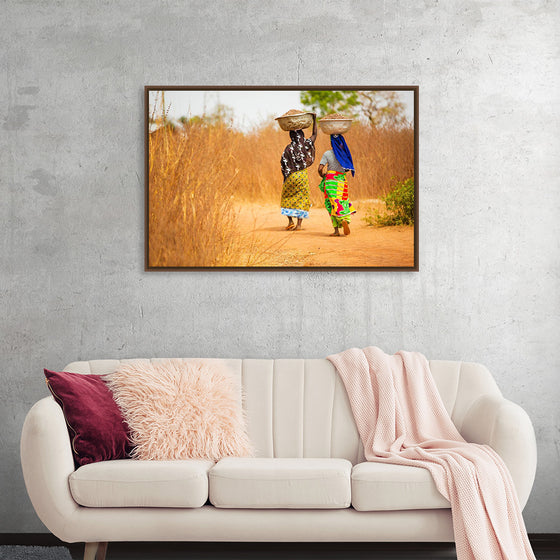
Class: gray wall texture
1,0,559,534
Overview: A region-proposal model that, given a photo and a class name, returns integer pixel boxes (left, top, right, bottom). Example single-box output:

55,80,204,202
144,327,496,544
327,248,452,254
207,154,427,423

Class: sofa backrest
64,358,502,464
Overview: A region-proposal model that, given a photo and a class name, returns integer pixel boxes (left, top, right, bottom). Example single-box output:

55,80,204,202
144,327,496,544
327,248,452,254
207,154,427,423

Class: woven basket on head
275,109,314,131
318,113,353,134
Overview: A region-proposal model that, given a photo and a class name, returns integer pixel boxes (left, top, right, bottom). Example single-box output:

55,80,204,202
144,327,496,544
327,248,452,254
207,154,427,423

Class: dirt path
235,201,414,268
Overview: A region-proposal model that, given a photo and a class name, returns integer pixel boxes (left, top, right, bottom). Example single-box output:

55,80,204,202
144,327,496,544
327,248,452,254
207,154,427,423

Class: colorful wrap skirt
319,170,356,227
281,169,311,219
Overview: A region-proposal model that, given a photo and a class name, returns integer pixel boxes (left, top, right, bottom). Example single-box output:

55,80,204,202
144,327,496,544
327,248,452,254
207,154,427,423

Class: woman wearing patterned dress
280,114,317,230
317,133,356,236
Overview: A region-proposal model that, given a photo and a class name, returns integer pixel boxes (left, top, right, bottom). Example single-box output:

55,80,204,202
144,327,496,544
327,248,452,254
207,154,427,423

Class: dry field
148,121,414,268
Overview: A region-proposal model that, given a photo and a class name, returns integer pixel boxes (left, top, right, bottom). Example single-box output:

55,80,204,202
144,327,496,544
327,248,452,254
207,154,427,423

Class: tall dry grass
149,123,246,267
344,124,414,199
216,121,413,204
148,119,414,266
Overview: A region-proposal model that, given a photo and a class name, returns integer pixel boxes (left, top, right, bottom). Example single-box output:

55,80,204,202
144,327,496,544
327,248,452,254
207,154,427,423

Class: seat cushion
351,462,450,511
209,457,352,509
69,459,214,507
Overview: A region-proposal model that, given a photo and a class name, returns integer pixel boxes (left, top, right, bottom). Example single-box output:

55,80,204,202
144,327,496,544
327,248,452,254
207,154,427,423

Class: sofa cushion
209,457,352,509
351,462,450,511
69,459,214,508
104,359,252,461
44,369,131,467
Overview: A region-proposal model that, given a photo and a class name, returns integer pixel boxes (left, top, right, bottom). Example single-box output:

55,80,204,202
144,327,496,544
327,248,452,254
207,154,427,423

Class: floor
63,541,559,560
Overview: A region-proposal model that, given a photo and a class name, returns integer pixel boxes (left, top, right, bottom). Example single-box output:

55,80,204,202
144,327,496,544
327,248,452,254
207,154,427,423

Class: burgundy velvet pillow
44,369,132,467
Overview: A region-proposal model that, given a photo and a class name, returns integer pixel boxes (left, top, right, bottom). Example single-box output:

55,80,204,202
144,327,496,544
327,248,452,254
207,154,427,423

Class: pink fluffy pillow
105,359,252,461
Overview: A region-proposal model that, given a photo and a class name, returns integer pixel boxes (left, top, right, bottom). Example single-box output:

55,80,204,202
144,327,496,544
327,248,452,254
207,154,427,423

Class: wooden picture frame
145,86,418,270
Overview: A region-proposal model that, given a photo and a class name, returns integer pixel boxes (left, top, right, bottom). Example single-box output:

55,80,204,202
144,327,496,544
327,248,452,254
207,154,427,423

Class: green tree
299,90,360,118
358,91,407,128
300,90,407,128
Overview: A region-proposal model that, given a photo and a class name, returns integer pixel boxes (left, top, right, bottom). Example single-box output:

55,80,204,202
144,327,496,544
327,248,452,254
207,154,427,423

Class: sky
148,89,415,132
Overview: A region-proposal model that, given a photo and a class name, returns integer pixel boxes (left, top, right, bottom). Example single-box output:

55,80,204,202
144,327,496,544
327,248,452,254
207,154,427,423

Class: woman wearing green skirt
317,134,356,236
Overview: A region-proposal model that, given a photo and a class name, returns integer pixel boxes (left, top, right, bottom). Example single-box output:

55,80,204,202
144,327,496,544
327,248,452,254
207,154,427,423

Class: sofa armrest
20,397,80,540
460,394,537,509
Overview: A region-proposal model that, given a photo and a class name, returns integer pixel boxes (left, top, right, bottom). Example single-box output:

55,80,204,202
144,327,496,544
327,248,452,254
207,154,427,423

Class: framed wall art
145,86,418,270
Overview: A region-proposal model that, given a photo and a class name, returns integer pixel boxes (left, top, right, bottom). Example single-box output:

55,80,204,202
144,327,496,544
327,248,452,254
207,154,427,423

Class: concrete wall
1,0,559,533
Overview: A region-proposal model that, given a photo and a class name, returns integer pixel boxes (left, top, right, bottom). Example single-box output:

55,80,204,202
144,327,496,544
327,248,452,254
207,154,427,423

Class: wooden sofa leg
83,542,108,560
96,542,108,560
84,542,98,560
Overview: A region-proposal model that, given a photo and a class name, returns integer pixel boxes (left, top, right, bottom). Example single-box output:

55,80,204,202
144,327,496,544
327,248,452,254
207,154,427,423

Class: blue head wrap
330,134,355,177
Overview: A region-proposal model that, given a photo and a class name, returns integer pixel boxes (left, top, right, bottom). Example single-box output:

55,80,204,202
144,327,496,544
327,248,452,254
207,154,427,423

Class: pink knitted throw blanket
327,347,535,560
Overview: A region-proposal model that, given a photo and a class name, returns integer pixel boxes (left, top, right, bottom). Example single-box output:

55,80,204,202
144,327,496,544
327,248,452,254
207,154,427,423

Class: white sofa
21,358,537,560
